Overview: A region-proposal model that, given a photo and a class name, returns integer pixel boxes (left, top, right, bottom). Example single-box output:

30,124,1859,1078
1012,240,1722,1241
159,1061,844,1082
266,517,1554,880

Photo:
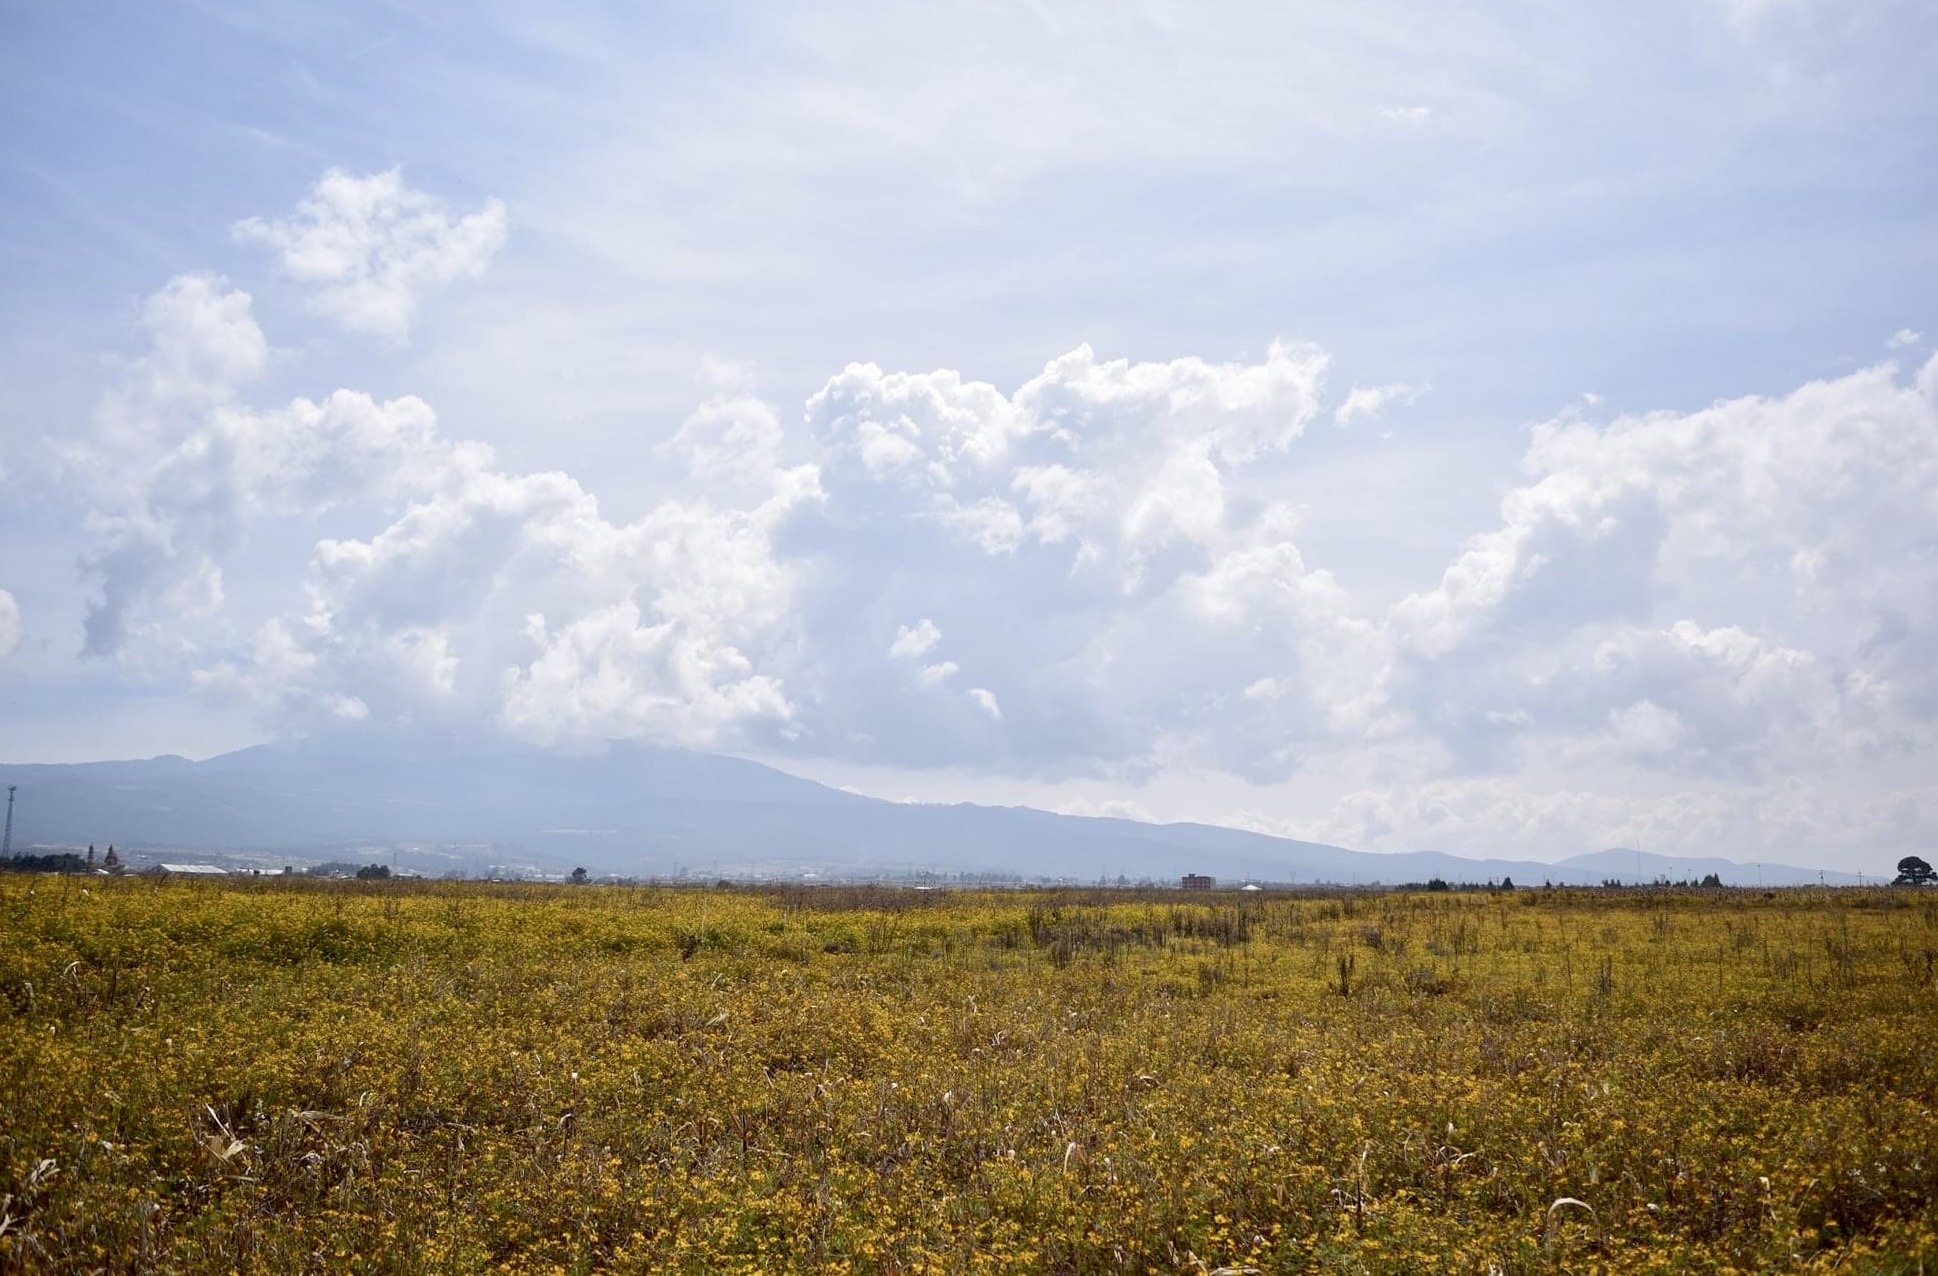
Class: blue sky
2,0,1935,870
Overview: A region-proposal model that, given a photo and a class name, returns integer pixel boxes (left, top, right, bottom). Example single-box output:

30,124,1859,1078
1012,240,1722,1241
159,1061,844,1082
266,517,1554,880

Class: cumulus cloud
0,589,20,658
808,339,1328,577
94,323,1376,773
1566,622,1885,775
1888,328,1922,350
70,275,473,657
209,386,821,750
1387,354,1938,779
71,274,267,655
117,273,269,408
234,169,507,341
78,273,818,753
790,337,1390,772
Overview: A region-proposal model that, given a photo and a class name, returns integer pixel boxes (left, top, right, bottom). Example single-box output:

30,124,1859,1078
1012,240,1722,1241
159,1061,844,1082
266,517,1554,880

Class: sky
2,0,1935,872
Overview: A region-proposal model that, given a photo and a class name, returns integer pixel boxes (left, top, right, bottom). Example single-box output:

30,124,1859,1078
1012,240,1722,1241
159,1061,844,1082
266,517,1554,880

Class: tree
1893,856,1935,886
355,864,391,880
570,866,589,885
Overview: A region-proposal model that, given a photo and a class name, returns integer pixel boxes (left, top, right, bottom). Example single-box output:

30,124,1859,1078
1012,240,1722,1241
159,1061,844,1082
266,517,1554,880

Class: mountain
1555,848,1850,887
0,744,1857,886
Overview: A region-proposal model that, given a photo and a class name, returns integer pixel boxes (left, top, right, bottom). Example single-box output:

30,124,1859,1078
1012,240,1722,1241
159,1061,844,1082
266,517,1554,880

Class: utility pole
2,786,14,858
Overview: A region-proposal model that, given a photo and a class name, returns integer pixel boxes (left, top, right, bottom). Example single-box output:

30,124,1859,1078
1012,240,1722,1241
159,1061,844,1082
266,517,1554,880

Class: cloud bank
60,173,1938,865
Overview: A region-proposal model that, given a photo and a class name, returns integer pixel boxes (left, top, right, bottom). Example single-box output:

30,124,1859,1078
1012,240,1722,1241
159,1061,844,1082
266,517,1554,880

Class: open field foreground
3,879,1935,1273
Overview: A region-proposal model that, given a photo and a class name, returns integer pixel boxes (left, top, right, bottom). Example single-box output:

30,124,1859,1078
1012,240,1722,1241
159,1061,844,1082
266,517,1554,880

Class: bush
0,852,88,874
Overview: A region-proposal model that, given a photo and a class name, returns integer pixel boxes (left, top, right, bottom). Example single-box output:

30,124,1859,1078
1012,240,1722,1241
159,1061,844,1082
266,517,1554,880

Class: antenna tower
2,786,14,858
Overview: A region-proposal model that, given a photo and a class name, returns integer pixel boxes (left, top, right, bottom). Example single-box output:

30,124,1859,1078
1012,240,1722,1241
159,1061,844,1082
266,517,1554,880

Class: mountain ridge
0,745,1857,886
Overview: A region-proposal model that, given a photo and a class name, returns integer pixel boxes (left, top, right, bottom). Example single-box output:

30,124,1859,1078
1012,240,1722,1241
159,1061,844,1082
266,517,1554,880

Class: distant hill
1555,848,1848,887
0,743,1857,886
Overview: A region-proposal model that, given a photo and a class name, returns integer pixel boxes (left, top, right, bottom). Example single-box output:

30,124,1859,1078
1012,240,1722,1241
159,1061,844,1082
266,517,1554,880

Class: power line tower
2,786,14,858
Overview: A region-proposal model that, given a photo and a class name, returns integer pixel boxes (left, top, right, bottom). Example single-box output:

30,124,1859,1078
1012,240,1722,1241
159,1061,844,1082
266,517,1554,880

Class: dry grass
2,876,1935,1272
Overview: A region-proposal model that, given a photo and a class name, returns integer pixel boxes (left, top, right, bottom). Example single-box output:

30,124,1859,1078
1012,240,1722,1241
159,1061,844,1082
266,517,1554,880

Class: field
2,877,1935,1273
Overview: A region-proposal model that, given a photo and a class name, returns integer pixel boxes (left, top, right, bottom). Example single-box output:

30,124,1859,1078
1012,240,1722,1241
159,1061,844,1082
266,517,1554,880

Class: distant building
151,863,228,876
1181,873,1215,890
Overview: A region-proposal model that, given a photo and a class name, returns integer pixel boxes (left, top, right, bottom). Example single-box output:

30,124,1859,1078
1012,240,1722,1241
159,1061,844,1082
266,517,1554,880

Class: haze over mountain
0,745,1855,887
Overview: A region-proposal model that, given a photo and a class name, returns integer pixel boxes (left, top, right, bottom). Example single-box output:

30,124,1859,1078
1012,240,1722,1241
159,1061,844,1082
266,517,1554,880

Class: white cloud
194,462,819,749
1378,105,1431,124
888,618,942,659
234,169,507,342
656,371,787,493
1888,328,1922,350
70,275,473,656
1395,358,1938,652
121,273,269,409
0,589,20,659
1333,381,1423,426
1386,354,1938,779
809,339,1329,585
70,276,269,655
193,373,821,749
793,338,1389,771
77,273,819,754
499,600,795,748
1566,621,1868,773
191,619,370,724
158,332,1361,773
916,660,959,686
